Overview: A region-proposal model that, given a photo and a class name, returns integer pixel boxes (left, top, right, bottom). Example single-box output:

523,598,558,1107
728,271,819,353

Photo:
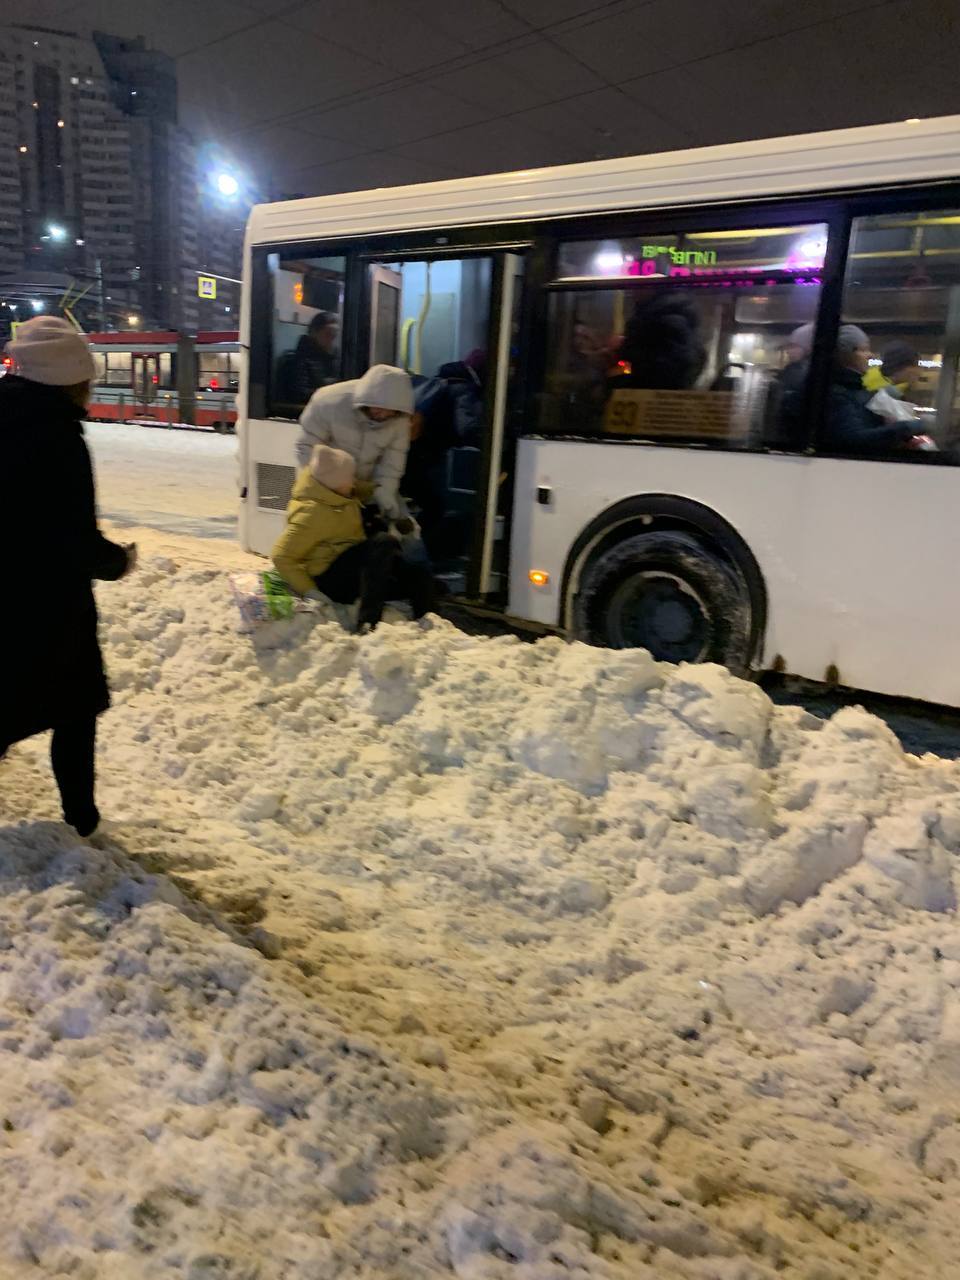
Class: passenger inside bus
567,321,612,385
823,325,923,453
863,342,921,399
269,253,347,415
771,322,814,441
403,351,487,565
607,292,707,392
291,311,339,402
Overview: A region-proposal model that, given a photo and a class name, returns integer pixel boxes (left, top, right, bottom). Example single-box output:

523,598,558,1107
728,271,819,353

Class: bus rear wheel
573,529,753,669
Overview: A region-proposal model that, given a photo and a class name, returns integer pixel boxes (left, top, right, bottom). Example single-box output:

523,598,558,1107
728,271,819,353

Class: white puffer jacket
295,365,413,517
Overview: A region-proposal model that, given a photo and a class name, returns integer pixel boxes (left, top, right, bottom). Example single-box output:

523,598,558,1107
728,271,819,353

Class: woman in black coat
0,318,134,836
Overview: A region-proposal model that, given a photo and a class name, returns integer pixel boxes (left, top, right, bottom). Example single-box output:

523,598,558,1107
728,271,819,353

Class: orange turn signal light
528,569,550,587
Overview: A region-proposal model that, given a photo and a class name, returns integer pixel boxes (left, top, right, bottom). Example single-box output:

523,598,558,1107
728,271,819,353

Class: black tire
573,529,753,668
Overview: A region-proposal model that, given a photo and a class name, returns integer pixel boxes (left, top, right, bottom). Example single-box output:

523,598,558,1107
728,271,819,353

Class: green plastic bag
230,569,311,632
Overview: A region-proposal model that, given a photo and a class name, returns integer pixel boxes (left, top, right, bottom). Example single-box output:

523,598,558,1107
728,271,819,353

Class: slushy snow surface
3,559,960,1279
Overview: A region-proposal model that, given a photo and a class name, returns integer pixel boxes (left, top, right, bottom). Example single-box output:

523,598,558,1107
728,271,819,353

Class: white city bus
239,115,960,707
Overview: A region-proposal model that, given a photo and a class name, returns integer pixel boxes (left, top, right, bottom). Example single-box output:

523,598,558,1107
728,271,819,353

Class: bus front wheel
573,529,753,669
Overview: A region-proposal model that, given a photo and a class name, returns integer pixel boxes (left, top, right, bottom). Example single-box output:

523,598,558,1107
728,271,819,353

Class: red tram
86,330,239,431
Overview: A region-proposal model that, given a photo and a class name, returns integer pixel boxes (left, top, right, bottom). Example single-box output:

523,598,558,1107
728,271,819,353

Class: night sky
13,0,960,199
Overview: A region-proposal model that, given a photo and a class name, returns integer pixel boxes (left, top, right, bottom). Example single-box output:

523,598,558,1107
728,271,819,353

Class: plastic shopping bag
867,389,919,423
229,569,314,633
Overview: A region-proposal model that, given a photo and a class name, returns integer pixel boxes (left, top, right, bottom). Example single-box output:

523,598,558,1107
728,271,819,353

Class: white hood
352,365,414,417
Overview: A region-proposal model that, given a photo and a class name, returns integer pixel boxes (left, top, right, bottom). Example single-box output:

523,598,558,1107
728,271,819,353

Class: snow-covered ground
1,423,959,1278
87,421,245,560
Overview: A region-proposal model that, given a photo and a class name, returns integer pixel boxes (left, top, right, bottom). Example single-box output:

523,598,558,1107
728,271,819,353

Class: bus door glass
476,253,524,597
369,266,402,366
361,251,522,597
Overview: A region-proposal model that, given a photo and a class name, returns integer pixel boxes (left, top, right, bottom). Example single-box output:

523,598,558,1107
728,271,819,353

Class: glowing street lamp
216,172,239,198
47,223,67,241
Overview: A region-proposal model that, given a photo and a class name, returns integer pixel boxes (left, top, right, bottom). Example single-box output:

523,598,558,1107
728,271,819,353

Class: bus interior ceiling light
30,300,44,312
787,233,828,269
593,249,626,274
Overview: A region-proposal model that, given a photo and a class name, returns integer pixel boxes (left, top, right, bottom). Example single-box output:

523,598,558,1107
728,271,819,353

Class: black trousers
314,534,436,628
1,715,99,836
51,717,100,835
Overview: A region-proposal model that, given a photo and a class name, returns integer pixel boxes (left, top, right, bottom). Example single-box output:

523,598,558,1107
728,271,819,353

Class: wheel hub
607,572,710,662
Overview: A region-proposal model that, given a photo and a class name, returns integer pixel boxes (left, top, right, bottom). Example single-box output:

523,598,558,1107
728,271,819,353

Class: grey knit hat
786,322,815,354
836,324,870,355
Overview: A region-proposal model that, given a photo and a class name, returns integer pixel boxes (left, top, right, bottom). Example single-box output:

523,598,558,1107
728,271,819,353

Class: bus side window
267,251,347,419
538,222,826,449
826,208,960,462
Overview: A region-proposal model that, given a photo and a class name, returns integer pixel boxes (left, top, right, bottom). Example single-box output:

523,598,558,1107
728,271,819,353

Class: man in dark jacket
824,325,918,454
0,317,134,836
291,311,339,403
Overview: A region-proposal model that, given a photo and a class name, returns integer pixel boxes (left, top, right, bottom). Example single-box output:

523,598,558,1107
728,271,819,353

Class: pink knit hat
309,443,356,494
5,316,96,386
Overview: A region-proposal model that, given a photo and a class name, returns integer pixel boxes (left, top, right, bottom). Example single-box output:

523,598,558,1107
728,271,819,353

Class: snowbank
1,560,959,1278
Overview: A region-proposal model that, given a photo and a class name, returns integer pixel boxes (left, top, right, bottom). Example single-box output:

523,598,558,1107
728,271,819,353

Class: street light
47,224,67,241
127,314,140,327
216,172,240,198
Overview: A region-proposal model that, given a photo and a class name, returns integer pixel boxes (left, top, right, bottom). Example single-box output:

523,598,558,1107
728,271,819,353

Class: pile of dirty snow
1,558,959,1280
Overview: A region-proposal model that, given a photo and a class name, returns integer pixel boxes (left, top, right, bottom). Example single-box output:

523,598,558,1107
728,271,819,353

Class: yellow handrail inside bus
413,261,431,375
399,318,416,370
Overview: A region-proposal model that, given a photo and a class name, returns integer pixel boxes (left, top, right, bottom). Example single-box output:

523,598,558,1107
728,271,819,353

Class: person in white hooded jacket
295,364,414,519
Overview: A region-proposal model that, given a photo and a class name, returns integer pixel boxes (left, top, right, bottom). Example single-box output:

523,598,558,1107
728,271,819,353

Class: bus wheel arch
563,496,767,672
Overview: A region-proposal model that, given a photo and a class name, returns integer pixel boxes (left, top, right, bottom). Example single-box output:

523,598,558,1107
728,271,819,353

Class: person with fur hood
295,364,414,521
272,443,435,633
